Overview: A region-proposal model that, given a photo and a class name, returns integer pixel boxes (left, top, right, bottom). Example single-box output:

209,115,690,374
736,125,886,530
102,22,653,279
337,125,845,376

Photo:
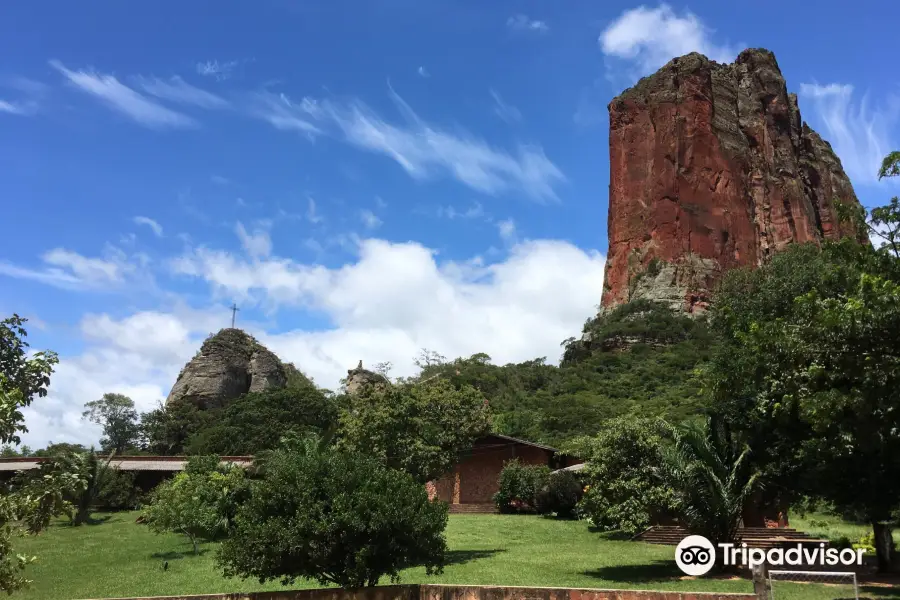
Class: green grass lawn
10,512,900,600
791,512,900,545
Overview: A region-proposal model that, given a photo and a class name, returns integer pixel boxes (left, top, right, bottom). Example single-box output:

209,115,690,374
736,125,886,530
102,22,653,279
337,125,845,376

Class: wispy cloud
307,197,324,224
137,76,229,109
50,60,196,129
133,216,164,237
417,66,430,78
210,175,230,185
0,99,33,116
235,222,273,258
799,82,900,187
490,89,522,123
497,218,517,244
0,247,146,291
359,210,383,230
437,202,486,220
599,4,737,82
196,59,239,81
506,14,549,34
262,89,564,200
250,91,321,136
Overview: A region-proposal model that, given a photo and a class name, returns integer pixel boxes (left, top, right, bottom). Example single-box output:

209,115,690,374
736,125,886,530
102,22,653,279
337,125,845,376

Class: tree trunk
191,537,199,555
872,522,895,573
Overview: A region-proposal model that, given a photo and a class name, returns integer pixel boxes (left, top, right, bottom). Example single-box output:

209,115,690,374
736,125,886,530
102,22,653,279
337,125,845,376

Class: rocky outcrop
601,48,866,313
345,361,389,395
166,328,287,409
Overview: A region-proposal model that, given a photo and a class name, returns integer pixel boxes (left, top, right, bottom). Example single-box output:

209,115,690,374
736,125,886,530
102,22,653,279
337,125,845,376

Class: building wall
427,440,554,504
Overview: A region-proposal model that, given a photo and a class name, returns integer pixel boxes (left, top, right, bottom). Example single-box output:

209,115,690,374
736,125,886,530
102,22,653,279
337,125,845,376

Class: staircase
634,525,829,549
448,503,499,514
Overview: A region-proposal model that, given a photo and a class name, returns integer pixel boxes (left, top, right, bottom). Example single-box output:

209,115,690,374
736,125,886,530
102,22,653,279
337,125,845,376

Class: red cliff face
601,48,864,312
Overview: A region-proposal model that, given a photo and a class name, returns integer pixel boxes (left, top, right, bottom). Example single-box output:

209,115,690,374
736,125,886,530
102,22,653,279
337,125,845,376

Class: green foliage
139,401,217,456
186,384,338,456
659,418,759,547
493,459,551,514
534,471,583,519
572,417,678,534
0,315,58,446
82,394,140,454
338,377,491,484
142,456,247,554
95,468,141,511
217,438,448,588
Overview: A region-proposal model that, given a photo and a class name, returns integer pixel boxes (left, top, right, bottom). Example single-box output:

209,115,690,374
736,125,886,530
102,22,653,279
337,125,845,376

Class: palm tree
72,448,116,525
659,417,761,547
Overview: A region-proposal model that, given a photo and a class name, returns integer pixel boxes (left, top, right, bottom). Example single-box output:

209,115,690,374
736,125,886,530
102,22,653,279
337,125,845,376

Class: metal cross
230,303,240,328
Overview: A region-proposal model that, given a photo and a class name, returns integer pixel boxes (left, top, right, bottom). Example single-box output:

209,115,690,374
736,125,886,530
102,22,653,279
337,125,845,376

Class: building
426,434,579,509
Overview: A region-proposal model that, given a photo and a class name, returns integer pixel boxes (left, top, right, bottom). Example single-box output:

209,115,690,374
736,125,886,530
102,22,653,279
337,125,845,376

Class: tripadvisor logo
675,535,865,576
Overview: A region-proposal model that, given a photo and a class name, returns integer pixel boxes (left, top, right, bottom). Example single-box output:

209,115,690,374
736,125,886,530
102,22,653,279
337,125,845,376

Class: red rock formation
601,48,865,312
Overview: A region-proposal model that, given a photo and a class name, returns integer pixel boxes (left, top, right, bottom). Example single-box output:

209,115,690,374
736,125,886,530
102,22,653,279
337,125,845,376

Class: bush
493,459,550,514
535,471,583,518
95,468,141,510
854,532,876,556
217,438,447,588
571,417,679,534
141,456,247,554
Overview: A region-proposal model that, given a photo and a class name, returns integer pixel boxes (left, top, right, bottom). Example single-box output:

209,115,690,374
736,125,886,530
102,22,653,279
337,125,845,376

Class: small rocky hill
344,361,389,395
166,328,288,410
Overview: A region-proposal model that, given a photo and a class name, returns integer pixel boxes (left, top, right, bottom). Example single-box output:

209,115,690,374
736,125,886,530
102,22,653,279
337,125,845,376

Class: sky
1,0,898,448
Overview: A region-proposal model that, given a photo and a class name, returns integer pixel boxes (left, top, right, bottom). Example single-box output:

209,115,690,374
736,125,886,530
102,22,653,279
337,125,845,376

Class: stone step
448,503,498,514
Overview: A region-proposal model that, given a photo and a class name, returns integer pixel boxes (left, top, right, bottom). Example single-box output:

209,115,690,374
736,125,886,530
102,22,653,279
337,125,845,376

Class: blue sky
1,0,898,447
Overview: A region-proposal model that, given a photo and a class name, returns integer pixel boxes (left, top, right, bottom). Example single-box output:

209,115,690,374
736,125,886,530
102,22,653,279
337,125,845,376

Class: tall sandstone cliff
166,328,287,410
601,48,865,312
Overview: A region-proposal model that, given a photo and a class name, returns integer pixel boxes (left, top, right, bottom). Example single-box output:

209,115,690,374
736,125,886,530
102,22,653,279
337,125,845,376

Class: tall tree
338,378,491,484
82,393,140,454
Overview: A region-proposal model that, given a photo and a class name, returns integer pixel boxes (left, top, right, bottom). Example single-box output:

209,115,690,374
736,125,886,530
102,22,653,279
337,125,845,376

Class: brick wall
81,583,759,600
427,441,555,505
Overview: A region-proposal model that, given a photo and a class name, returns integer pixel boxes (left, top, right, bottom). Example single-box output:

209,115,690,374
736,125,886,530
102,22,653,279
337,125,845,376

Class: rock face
601,48,865,313
166,328,287,410
345,361,389,395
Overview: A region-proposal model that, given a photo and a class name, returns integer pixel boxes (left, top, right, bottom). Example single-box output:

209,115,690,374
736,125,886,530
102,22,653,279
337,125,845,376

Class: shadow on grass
151,549,211,561
586,527,633,541
444,549,506,566
859,588,900,600
82,515,112,526
583,560,683,584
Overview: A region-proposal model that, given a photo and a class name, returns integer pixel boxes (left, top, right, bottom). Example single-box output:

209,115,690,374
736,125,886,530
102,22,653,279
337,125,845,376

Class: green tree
338,378,491,484
186,383,337,455
142,455,247,554
0,315,59,593
217,438,447,588
571,416,679,534
82,393,140,454
139,401,216,455
660,418,760,551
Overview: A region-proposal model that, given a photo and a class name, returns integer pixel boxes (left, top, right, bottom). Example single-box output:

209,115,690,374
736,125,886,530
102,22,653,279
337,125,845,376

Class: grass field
10,512,900,600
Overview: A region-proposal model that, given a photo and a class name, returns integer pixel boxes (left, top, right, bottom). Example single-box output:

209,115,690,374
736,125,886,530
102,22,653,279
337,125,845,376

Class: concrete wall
81,583,758,600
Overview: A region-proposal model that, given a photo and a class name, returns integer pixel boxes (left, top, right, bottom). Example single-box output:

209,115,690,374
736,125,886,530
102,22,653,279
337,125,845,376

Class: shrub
141,456,247,554
571,417,679,534
535,471,583,518
853,532,876,556
95,468,141,510
493,459,550,514
217,438,447,588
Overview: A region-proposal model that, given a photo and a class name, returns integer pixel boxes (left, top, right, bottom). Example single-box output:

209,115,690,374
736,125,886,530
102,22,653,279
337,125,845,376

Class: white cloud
211,175,230,185
375,195,388,209
497,218,517,243
21,237,606,447
506,14,549,34
490,89,522,123
0,247,146,291
133,215,163,237
50,60,196,129
599,4,736,78
0,99,32,115
265,89,564,200
437,202,486,220
235,221,273,258
799,82,900,187
418,66,430,78
137,76,229,109
359,210,382,230
196,59,239,81
307,197,324,224
249,91,321,136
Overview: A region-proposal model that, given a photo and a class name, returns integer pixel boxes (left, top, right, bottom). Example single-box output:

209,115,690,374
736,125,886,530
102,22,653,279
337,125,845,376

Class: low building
426,434,578,508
